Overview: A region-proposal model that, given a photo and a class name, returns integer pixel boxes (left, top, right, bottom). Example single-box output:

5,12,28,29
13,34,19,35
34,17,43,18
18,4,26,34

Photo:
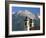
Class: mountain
12,10,40,31
16,10,37,19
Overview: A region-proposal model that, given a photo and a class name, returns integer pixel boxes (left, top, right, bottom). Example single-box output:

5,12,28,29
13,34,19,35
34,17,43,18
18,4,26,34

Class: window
24,17,27,30
29,19,32,30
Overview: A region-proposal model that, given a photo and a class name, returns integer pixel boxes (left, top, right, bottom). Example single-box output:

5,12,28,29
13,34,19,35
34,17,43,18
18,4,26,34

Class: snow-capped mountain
16,10,37,19
12,10,40,31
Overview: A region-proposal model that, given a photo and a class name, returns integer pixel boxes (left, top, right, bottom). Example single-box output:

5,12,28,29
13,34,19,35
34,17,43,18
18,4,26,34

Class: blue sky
12,7,40,15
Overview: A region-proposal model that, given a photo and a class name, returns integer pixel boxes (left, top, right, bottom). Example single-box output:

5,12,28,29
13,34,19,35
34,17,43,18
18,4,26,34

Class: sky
12,7,40,15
